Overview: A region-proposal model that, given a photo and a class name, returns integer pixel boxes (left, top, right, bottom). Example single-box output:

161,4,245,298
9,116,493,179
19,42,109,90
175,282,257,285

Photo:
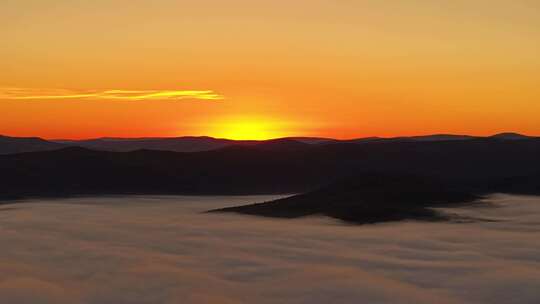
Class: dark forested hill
1,137,539,201
210,173,480,224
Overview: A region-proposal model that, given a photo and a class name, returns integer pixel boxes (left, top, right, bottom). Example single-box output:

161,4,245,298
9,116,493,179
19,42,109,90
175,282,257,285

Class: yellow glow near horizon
207,117,288,140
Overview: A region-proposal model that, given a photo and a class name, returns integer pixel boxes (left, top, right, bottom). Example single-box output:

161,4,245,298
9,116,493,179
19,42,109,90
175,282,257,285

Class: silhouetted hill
489,132,531,140
210,174,479,224
406,134,478,142
346,134,477,144
54,136,256,152
54,136,312,152
0,135,65,155
0,132,533,154
250,138,311,151
1,137,539,203
285,137,337,144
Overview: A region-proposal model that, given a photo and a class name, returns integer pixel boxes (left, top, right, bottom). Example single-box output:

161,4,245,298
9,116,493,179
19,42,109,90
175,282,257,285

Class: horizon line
1,132,537,142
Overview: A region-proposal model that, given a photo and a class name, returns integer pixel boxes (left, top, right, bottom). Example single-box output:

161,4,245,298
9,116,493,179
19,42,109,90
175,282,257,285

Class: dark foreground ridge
209,174,480,224
1,136,540,223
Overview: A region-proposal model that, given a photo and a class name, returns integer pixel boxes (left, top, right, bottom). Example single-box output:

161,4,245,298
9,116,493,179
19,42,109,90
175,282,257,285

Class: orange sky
1,0,539,139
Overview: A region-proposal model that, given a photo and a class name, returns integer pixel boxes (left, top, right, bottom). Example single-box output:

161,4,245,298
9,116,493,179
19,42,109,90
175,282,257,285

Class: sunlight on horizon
205,117,290,140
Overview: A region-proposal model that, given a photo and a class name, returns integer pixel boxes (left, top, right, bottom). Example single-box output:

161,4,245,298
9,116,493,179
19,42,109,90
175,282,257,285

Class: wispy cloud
0,87,224,101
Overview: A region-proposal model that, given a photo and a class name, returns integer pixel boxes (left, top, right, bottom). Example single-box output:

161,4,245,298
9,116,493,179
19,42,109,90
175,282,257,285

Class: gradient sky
1,0,539,139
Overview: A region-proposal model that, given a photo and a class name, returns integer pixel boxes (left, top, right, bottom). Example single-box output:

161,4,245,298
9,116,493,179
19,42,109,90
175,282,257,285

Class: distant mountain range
0,132,536,155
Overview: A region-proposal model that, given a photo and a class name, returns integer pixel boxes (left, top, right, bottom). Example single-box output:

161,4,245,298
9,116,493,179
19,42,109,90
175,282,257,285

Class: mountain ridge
0,132,536,155
1,137,539,201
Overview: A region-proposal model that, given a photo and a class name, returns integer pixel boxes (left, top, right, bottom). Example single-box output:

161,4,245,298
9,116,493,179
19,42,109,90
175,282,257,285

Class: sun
208,117,287,140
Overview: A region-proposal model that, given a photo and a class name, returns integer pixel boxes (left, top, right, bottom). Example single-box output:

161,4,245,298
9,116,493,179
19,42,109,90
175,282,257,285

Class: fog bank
0,194,539,304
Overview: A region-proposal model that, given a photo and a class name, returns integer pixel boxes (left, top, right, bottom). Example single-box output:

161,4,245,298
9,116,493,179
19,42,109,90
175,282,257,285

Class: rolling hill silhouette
1,134,539,222
489,132,532,140
210,173,479,224
1,133,536,154
0,136,538,194
0,135,66,155
54,136,256,152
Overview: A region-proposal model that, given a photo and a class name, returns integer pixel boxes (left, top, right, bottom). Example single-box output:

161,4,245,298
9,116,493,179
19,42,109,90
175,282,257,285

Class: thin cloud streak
0,87,224,101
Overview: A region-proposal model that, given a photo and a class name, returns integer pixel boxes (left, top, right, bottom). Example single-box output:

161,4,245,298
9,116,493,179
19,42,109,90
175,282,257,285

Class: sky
1,0,539,139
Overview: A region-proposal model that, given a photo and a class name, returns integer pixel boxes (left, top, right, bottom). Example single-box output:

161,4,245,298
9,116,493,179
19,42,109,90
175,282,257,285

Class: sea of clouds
0,194,539,304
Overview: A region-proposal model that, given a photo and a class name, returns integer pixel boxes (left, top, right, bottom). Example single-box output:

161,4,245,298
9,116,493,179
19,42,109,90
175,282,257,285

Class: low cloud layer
0,87,224,101
0,194,539,304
